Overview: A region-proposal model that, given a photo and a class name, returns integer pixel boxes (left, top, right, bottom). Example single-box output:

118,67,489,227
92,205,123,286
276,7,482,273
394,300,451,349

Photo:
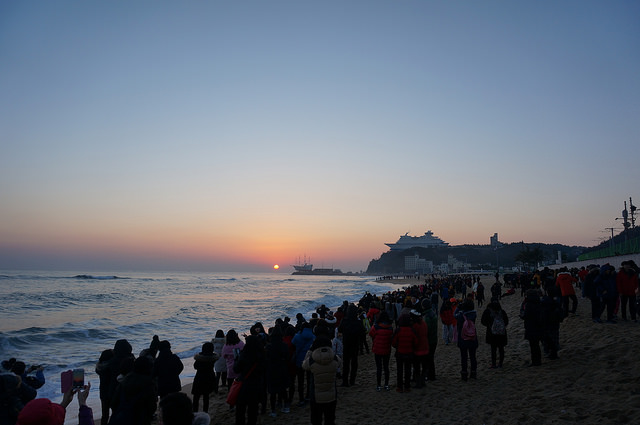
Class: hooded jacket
192,352,217,395
153,347,184,398
106,339,134,401
302,346,340,404
369,321,393,356
412,319,430,356
292,327,316,367
391,323,417,355
555,272,577,296
338,305,365,349
595,265,618,299
110,371,157,425
616,268,639,296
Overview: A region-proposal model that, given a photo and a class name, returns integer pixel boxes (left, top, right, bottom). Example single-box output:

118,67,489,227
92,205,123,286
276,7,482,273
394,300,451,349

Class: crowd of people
1,260,638,425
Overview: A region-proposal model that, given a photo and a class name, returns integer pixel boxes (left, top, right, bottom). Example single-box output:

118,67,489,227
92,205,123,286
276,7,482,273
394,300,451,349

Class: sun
273,264,280,270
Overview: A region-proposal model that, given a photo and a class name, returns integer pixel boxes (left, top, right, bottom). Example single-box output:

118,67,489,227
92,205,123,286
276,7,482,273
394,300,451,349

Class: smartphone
72,368,84,389
61,370,73,393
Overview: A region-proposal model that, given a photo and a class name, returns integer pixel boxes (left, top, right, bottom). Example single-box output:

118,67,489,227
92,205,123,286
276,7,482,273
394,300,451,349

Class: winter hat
421,299,432,311
16,398,65,425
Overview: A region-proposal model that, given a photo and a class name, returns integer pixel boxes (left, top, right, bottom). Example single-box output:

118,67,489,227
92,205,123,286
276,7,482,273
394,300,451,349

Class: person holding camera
16,383,94,425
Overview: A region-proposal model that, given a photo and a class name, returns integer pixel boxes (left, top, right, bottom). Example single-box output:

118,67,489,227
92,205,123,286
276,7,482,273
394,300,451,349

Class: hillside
365,242,585,274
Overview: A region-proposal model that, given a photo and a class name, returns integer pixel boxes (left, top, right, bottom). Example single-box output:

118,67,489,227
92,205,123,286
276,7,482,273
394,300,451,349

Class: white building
405,254,434,274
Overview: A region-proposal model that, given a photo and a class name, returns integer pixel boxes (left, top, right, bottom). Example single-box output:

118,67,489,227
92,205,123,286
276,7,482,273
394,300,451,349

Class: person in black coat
264,327,290,416
102,339,134,422
95,348,114,423
234,335,266,425
480,300,509,368
153,340,184,399
521,289,544,366
337,304,365,387
191,342,218,413
109,356,157,425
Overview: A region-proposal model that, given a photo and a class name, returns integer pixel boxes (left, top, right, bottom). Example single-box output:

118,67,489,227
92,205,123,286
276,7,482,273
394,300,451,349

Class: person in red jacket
439,299,455,345
369,311,393,391
616,261,639,321
391,315,417,393
410,310,429,389
555,268,578,318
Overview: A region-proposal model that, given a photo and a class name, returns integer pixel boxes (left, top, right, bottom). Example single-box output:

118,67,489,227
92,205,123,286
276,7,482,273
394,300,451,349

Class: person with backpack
480,300,509,369
454,299,478,381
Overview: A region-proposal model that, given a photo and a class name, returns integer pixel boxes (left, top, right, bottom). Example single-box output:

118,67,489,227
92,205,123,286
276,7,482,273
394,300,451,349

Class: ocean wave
72,275,126,280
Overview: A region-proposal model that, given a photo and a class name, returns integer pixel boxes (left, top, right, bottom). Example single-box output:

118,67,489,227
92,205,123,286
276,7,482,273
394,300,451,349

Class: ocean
0,270,396,423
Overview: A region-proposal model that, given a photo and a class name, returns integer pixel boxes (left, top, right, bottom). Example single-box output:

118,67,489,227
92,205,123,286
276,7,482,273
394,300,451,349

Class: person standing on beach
109,356,157,425
410,310,429,388
369,310,393,391
595,264,618,323
264,326,290,417
583,265,602,322
391,314,417,392
103,339,134,422
153,341,184,399
476,281,485,307
212,330,227,394
421,299,438,381
481,300,508,368
455,299,478,381
222,330,245,391
292,322,315,404
302,336,341,425
540,293,563,360
439,299,455,345
556,268,578,318
191,342,218,413
616,261,639,322
337,304,364,387
234,335,266,425
522,289,544,366
95,349,114,423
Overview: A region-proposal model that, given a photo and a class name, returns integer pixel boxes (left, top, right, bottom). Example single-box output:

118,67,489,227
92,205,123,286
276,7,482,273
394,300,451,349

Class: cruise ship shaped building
385,231,449,251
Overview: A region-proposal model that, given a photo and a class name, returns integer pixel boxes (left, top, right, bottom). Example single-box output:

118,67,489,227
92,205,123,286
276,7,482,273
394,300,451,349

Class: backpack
461,313,477,341
491,310,506,335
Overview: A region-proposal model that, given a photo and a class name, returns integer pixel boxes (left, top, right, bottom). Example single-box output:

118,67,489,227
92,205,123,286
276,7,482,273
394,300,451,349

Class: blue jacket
595,265,618,299
292,327,315,367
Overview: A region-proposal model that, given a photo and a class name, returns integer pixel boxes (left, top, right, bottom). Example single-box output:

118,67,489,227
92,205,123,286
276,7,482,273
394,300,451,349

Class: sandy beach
98,277,640,425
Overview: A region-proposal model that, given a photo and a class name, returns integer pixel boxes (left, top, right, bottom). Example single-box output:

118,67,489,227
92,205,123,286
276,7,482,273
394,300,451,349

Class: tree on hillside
515,246,546,270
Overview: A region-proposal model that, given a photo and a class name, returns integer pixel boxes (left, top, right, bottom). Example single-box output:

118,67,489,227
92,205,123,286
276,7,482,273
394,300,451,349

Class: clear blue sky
1,1,639,272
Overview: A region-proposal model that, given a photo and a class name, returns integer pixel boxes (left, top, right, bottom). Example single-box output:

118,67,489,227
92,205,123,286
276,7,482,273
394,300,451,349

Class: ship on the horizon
291,256,350,275
385,230,449,251
292,267,347,276
292,256,313,272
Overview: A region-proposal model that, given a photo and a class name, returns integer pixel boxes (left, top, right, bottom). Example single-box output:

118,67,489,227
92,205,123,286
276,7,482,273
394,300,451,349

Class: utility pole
604,227,615,249
630,197,636,228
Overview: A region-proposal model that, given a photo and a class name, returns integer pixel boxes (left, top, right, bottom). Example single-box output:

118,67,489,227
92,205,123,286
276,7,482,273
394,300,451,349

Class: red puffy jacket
369,322,393,356
392,325,417,355
617,270,639,296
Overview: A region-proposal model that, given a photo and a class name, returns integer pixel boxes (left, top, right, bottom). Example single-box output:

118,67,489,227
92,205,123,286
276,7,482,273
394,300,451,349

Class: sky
1,1,639,273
